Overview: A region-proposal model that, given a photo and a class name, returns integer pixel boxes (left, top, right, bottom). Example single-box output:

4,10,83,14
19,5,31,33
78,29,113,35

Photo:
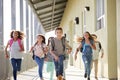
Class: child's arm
65,40,72,53
101,48,104,58
29,46,34,53
20,41,24,52
75,43,82,60
50,50,59,61
5,41,9,58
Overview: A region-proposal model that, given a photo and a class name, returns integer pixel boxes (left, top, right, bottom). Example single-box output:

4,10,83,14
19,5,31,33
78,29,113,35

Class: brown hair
37,34,46,44
82,31,93,40
55,27,63,32
91,34,97,38
10,30,24,40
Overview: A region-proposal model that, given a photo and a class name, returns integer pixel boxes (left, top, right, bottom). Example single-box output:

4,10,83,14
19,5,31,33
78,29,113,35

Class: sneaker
84,73,87,78
57,75,63,80
88,77,90,80
63,78,66,80
95,77,98,80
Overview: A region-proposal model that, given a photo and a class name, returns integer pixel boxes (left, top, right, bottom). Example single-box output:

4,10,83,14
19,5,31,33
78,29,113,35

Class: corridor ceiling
27,0,68,32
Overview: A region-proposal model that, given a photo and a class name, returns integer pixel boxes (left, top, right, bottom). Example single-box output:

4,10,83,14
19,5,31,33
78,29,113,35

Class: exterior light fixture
85,6,90,11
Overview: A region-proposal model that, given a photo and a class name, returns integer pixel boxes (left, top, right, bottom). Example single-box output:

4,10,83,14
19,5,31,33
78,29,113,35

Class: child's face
13,31,18,38
84,32,89,39
55,30,63,37
37,36,43,42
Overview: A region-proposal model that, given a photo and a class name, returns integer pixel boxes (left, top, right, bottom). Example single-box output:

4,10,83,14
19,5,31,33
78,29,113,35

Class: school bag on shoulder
9,38,23,50
97,41,102,52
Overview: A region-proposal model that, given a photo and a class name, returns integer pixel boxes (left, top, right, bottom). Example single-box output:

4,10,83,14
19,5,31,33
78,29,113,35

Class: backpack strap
61,37,66,51
9,38,22,50
50,37,55,51
9,38,14,47
98,41,102,50
50,37,66,51
17,39,23,49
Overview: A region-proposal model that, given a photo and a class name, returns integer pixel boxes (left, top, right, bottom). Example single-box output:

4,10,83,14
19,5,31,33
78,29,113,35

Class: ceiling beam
34,0,53,9
43,21,60,28
39,10,64,19
43,20,60,26
38,8,64,16
41,17,61,23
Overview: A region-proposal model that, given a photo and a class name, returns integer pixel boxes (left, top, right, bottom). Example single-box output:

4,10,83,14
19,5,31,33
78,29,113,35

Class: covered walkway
0,0,120,80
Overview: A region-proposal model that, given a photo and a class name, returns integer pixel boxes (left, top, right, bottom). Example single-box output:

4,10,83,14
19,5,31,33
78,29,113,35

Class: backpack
9,38,23,50
98,41,102,50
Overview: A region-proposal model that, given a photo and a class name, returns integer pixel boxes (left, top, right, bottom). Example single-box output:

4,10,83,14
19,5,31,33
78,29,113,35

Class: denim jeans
35,56,44,79
54,55,64,77
82,54,92,77
11,58,22,80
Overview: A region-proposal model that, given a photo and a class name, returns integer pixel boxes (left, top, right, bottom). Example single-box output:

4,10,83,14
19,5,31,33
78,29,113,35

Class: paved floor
10,64,108,80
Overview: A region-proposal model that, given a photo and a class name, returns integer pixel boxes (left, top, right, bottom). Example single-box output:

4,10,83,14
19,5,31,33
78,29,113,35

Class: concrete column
0,0,3,47
30,11,33,45
20,0,24,31
117,0,120,79
11,0,16,29
107,0,117,79
26,4,29,50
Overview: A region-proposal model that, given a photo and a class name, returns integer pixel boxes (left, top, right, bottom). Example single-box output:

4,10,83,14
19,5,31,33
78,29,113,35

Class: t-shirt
9,40,23,59
51,38,64,56
92,41,103,60
34,43,46,58
50,37,71,56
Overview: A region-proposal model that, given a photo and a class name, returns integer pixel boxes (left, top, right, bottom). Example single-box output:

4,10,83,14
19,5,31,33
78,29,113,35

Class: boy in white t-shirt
91,34,104,80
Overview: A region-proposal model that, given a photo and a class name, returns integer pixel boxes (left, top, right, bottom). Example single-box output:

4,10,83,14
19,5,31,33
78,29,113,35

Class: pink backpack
9,38,23,49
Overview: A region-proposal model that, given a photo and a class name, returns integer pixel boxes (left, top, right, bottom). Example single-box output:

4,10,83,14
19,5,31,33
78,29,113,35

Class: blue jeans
54,55,64,77
11,58,22,80
35,56,44,79
82,54,92,77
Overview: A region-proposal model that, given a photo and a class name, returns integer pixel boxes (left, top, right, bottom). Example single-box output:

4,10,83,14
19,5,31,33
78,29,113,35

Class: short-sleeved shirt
92,42,102,60
9,40,23,59
34,43,46,58
50,37,71,56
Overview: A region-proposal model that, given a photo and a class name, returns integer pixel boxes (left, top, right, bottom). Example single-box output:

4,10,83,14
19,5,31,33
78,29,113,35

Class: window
96,0,105,30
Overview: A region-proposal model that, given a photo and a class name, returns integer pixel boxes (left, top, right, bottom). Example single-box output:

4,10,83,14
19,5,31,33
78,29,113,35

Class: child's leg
16,59,22,71
11,58,17,80
49,62,54,80
63,60,68,79
94,59,98,78
35,56,44,79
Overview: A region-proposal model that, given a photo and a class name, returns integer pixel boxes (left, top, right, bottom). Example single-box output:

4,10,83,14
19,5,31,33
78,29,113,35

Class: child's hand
75,54,77,60
101,53,104,58
5,53,9,58
54,56,59,61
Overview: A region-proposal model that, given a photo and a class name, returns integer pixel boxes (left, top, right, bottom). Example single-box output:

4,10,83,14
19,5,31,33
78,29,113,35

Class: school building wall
117,0,120,79
60,0,118,79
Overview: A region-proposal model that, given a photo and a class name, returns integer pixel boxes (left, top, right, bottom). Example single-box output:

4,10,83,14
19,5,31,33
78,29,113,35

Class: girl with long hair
5,30,25,80
75,31,96,80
